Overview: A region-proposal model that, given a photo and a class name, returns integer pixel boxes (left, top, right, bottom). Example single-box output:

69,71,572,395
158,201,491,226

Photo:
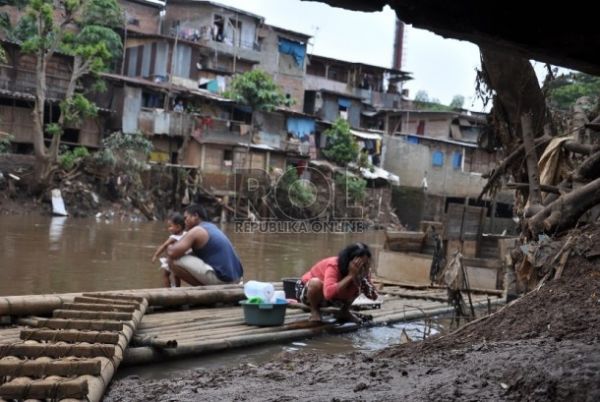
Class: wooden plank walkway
0,294,147,402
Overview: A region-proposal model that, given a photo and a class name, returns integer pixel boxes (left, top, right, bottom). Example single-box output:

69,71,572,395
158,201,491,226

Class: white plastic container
270,290,286,303
243,280,275,302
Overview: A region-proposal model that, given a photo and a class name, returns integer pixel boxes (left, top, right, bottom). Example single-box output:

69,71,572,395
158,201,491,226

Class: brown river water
0,215,384,296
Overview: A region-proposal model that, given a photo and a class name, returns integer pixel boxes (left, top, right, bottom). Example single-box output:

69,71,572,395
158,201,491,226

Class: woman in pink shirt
295,242,378,323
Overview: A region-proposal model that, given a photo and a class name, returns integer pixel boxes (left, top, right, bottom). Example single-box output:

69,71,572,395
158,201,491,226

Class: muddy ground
105,233,600,401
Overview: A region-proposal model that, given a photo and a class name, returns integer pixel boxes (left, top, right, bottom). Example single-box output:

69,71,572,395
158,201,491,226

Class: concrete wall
402,115,453,139
383,136,487,198
305,75,347,94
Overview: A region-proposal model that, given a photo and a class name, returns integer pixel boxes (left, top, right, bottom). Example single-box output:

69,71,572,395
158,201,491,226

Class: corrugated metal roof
351,129,382,140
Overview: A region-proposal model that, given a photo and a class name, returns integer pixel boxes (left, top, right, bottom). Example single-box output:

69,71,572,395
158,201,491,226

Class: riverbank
104,242,600,401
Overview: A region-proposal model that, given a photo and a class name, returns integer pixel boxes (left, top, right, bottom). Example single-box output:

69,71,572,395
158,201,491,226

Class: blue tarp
206,80,219,93
338,98,351,108
406,135,420,144
287,117,315,139
278,38,306,66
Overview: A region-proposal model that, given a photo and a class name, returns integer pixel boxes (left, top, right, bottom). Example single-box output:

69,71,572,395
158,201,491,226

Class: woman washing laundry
295,243,378,323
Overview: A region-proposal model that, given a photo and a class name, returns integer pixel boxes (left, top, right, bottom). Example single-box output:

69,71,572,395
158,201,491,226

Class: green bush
322,119,359,166
93,131,153,173
59,146,89,170
335,173,367,203
0,134,13,154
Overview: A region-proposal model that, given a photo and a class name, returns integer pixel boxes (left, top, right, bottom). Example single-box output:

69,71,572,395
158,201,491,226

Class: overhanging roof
303,0,600,75
350,129,382,140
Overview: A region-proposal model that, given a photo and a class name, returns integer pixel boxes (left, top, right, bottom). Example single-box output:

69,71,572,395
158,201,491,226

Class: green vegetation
335,173,367,203
547,72,600,110
449,95,465,109
93,132,153,173
413,90,460,112
322,119,359,166
277,167,316,209
225,69,293,167
5,0,123,186
0,134,13,154
58,146,89,170
225,69,292,111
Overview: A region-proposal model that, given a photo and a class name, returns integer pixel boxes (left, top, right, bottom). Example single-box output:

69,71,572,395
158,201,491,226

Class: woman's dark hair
338,242,372,276
168,212,185,228
184,204,209,220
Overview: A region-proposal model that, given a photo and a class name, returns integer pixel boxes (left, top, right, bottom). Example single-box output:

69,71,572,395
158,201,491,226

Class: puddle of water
116,317,453,381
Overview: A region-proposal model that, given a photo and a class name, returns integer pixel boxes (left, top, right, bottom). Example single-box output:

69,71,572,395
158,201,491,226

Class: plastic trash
243,280,274,303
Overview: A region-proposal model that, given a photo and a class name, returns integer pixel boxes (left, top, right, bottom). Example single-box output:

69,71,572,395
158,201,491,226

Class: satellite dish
196,62,203,70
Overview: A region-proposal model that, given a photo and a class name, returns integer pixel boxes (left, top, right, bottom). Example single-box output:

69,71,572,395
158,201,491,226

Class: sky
212,0,487,110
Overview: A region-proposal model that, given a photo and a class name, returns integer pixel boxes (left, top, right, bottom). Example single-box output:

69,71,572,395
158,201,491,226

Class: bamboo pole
73,296,141,307
0,376,88,400
0,357,102,377
20,329,120,344
0,343,116,359
0,285,245,316
123,298,505,366
81,296,148,402
62,302,138,312
131,335,177,349
53,310,134,321
17,317,124,332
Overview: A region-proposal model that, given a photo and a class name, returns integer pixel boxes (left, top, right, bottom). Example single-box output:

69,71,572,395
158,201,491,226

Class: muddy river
0,215,384,296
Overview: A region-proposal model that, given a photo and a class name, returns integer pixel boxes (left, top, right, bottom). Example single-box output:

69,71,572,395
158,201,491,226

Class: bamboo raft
0,283,504,399
0,293,147,402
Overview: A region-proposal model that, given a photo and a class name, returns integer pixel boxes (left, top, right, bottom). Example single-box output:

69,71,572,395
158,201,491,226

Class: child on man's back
152,212,186,288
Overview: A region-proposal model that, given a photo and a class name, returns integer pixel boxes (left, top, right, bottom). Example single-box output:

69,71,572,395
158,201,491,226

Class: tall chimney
392,18,405,70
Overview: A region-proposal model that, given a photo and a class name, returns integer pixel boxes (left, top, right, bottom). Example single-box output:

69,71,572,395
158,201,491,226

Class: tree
547,72,600,110
414,90,453,111
449,95,465,109
225,69,292,167
7,0,123,190
322,118,359,166
414,90,429,103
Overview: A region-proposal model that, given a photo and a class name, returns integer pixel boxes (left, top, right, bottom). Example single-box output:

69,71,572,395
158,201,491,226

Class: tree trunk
528,176,600,234
478,46,550,205
32,50,49,188
521,113,543,218
480,47,548,144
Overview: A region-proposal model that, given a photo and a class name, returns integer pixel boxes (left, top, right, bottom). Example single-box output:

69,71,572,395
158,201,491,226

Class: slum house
303,54,411,167
304,54,411,127
162,0,311,111
0,41,110,153
255,25,310,113
105,0,317,194
378,109,514,232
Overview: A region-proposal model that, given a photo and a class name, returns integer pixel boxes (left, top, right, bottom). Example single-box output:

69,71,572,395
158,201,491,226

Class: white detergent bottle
243,280,275,303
